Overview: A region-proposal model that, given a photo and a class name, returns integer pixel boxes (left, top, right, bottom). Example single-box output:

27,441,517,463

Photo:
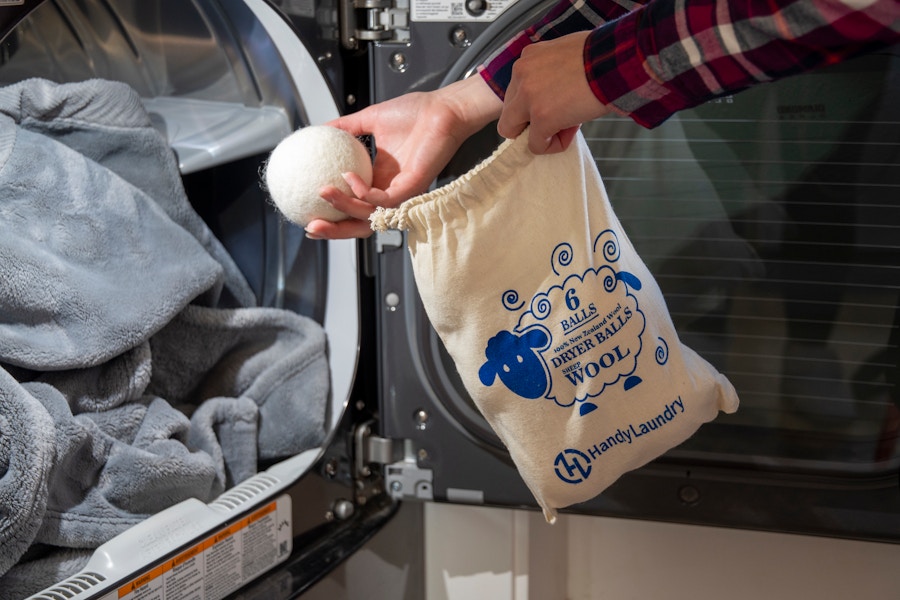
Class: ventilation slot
31,572,106,600
210,473,280,512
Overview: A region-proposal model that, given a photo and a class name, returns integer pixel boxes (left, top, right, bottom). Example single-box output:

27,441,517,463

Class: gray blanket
0,79,329,594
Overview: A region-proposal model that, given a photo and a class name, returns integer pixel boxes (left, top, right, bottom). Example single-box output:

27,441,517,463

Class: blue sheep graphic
478,328,550,399
478,268,646,414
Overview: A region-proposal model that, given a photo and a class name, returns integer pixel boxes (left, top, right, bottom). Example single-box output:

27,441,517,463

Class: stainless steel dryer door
372,0,900,544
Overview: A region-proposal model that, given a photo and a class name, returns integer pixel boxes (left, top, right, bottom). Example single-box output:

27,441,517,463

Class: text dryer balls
263,125,373,227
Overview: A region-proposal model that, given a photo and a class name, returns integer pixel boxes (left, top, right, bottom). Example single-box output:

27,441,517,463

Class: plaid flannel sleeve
588,0,900,128
481,0,900,128
477,0,647,98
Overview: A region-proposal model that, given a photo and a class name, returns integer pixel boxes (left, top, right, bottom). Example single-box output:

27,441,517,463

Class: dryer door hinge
354,422,434,501
340,0,410,50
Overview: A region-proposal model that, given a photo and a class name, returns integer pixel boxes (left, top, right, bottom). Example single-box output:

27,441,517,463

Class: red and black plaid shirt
478,0,900,128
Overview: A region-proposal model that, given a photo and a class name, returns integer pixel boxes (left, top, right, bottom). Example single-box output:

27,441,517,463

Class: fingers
309,174,390,240
495,71,531,143
304,217,374,240
496,104,528,142
319,173,391,215
495,32,603,155
341,172,392,207
495,45,541,145
496,68,573,155
325,111,371,138
499,111,581,155
529,125,581,154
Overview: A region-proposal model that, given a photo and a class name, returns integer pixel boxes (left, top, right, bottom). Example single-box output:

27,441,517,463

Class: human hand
305,76,503,239
498,31,612,154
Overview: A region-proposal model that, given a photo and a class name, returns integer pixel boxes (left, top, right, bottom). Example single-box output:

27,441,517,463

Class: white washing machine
0,1,898,598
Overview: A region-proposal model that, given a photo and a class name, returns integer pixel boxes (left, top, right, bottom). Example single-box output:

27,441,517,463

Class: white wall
425,503,900,600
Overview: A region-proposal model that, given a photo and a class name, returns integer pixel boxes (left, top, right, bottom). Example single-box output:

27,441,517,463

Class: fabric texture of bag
371,129,740,522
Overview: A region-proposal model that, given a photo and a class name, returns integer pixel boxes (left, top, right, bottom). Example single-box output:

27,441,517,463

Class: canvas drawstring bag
370,129,739,522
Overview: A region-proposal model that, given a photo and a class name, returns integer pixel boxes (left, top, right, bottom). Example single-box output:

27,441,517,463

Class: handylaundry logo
554,449,592,484
552,397,687,484
478,230,650,416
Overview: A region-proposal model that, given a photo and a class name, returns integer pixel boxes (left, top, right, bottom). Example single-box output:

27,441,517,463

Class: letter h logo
553,449,592,484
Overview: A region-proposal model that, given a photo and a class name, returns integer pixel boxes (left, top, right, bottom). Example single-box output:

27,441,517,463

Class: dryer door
0,2,382,599
374,0,900,543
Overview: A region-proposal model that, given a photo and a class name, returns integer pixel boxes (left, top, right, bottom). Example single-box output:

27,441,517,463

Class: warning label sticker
101,497,292,600
411,0,516,22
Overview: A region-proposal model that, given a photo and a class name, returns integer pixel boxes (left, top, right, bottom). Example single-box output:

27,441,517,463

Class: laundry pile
0,79,329,597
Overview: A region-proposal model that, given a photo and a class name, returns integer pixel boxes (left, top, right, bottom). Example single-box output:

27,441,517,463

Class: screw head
335,499,355,520
389,52,408,72
678,484,701,505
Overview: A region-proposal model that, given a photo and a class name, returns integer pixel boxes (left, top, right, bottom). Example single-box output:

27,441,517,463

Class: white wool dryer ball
264,125,373,227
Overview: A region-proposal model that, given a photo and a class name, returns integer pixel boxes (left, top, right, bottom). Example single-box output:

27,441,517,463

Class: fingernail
304,229,323,240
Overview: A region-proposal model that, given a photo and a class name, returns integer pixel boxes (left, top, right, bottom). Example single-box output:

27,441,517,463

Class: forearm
437,75,504,138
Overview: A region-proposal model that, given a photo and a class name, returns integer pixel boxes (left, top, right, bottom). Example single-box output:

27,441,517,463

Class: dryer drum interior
0,1,371,598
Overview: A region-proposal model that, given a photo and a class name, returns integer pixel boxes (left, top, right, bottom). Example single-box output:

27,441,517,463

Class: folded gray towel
189,396,260,493
0,78,255,312
152,305,329,461
0,97,221,371
0,78,260,373
0,79,330,587
0,369,57,578
27,381,220,548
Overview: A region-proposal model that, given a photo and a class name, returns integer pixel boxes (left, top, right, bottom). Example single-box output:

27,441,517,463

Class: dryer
375,1,900,543
0,1,898,599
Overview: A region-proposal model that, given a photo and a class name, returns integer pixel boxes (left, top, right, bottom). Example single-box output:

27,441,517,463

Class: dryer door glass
435,49,900,476
580,57,899,473
444,28,900,471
